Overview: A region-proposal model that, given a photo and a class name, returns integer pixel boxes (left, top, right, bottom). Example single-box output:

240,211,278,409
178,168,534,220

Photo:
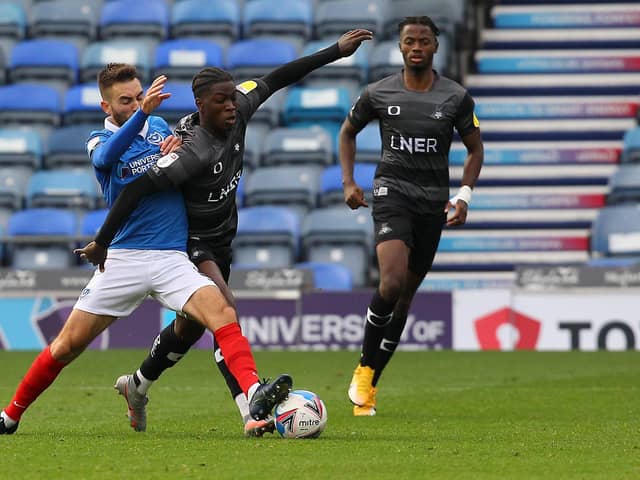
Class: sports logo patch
157,152,179,168
146,131,165,146
473,113,480,127
236,80,257,95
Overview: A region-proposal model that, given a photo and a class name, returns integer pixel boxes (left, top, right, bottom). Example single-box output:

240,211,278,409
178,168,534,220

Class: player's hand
344,181,368,209
338,29,374,57
74,241,108,272
160,134,182,155
445,199,468,227
141,75,171,114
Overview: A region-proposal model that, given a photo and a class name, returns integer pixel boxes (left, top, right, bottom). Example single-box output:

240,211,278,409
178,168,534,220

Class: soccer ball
274,390,327,439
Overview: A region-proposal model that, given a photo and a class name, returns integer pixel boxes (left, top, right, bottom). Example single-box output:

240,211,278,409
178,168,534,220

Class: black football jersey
148,79,269,247
348,72,478,215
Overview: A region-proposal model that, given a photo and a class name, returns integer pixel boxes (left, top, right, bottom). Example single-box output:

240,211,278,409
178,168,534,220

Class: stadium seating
153,39,223,82
301,39,369,93
295,261,353,291
0,2,26,43
243,123,268,170
354,122,381,163
0,83,61,127
302,207,374,287
227,38,298,80
80,208,108,237
170,0,240,47
243,165,322,215
282,86,352,125
383,0,465,38
0,128,42,169
45,124,97,169
250,89,286,128
6,208,77,269
622,127,640,163
29,0,99,48
80,41,151,84
0,167,31,210
155,82,195,125
9,39,79,91
243,0,313,45
25,169,100,210
63,84,104,126
99,0,168,42
261,126,333,167
233,205,300,268
315,0,386,40
319,163,375,207
607,165,640,205
591,204,640,259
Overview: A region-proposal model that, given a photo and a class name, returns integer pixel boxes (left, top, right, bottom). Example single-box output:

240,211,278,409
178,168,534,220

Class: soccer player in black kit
76,29,373,435
340,16,484,416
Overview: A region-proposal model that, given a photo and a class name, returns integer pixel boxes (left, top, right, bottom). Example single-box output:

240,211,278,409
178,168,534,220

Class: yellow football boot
348,364,375,406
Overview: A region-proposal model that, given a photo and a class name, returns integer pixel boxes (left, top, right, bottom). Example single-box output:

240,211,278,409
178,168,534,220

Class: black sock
212,337,243,399
139,320,196,381
372,314,407,386
360,290,395,368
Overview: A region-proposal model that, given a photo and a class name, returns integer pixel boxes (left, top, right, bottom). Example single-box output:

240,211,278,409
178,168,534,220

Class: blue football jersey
87,113,188,251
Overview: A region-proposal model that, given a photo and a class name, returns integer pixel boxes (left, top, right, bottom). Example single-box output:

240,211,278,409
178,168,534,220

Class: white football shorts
74,249,215,317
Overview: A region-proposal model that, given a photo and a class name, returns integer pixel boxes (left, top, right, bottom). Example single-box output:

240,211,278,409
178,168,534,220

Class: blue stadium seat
383,0,464,38
81,41,151,84
29,0,99,47
261,126,333,167
0,47,5,85
301,39,369,92
26,169,100,210
607,165,640,205
99,0,168,42
243,165,322,215
295,261,353,291
46,124,97,169
243,0,313,44
315,0,386,40
153,39,223,81
0,167,31,210
156,82,195,125
0,128,42,169
9,39,79,91
171,0,240,46
282,86,352,125
0,84,61,127
243,122,268,169
622,127,640,163
355,122,381,163
319,163,375,207
80,208,108,236
63,83,104,126
6,208,77,269
0,3,26,42
302,207,374,287
233,205,300,268
227,38,298,81
591,204,640,258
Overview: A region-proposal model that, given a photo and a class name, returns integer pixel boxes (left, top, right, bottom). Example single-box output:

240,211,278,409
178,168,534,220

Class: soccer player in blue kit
0,64,291,435
341,17,484,416
76,30,374,435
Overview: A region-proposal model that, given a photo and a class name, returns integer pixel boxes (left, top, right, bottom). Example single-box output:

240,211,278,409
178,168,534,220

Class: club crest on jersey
146,131,165,145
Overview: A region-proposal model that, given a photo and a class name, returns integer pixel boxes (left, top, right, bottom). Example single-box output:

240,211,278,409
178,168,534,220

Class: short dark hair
192,67,234,98
97,63,138,97
398,15,440,37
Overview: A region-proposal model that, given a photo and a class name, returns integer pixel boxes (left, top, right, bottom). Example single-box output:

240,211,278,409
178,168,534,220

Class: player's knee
49,335,82,363
379,276,404,302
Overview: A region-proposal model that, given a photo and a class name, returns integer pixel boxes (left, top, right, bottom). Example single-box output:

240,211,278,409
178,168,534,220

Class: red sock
5,347,67,421
214,323,259,395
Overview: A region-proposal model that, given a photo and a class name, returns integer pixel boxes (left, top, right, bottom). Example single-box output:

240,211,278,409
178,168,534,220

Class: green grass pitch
1,349,638,479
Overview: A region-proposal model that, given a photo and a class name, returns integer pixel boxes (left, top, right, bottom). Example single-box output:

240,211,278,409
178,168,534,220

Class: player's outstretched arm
260,29,373,95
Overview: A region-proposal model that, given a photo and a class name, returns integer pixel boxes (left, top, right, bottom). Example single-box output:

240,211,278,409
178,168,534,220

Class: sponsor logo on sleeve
157,152,179,169
87,136,101,154
473,113,480,127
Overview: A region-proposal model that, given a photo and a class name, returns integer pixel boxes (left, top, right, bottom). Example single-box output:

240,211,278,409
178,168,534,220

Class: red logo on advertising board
474,307,541,350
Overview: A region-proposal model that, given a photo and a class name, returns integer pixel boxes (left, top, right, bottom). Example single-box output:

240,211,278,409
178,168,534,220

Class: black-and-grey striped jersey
348,71,478,216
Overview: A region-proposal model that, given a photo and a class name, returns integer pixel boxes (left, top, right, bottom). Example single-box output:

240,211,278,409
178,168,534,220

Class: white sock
135,369,153,395
1,410,17,427
235,393,251,424
247,382,260,403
